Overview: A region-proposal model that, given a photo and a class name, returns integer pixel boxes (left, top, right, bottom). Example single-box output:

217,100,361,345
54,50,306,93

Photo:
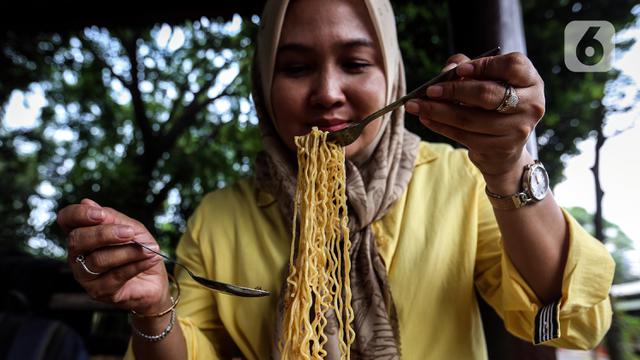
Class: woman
56,0,614,358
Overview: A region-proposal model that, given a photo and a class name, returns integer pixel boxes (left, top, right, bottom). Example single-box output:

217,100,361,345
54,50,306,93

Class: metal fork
132,240,270,297
326,47,501,147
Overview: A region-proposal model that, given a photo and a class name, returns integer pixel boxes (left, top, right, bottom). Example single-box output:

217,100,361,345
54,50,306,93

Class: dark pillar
448,0,538,159
448,1,552,359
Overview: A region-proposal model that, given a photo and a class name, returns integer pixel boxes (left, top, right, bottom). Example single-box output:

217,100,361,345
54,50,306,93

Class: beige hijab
252,0,420,358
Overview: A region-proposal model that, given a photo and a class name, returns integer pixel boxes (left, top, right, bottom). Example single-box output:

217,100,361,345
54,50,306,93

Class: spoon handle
131,240,270,297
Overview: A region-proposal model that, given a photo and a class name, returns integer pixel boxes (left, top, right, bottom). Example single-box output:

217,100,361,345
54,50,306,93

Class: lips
312,118,350,132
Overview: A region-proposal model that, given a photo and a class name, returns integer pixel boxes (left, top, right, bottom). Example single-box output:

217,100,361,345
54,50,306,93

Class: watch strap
485,186,532,210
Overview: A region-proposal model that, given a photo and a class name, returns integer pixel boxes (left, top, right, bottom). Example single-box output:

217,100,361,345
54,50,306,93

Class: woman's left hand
404,52,545,192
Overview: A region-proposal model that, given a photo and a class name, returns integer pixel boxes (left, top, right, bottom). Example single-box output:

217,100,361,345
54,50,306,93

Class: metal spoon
326,47,502,147
132,240,270,297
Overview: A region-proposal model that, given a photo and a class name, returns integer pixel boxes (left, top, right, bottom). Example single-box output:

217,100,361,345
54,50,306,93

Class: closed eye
343,61,371,73
279,64,312,77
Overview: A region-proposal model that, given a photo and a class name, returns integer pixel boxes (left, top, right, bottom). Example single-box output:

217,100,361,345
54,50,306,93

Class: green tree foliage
567,206,639,283
0,128,42,252
394,1,452,145
0,32,64,109
521,0,638,186
2,17,262,254
566,206,640,359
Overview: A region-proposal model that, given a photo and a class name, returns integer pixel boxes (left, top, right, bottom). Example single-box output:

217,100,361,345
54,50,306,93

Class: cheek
343,73,386,158
271,80,296,126
270,79,305,150
352,73,386,113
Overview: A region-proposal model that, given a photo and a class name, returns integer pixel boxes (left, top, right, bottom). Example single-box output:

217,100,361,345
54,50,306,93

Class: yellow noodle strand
281,127,353,360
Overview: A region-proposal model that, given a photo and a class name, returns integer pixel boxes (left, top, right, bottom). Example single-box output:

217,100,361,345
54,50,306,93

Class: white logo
564,21,615,72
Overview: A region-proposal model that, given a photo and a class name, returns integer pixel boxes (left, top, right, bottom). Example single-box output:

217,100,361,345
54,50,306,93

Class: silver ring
495,83,519,113
75,255,101,276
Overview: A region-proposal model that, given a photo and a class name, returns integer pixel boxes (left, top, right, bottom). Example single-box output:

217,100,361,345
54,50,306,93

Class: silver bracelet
131,308,176,342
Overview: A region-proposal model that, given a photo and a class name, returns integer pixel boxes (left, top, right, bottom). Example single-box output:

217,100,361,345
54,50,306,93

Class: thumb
441,62,458,73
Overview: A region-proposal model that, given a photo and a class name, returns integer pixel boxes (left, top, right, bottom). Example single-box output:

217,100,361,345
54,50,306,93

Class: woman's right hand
57,198,171,315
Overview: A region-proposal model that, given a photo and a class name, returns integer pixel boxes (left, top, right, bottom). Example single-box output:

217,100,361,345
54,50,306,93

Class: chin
344,119,383,162
344,139,369,162
344,146,358,159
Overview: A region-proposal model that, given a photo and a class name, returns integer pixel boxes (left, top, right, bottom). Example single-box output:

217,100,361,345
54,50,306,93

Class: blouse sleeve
473,178,615,350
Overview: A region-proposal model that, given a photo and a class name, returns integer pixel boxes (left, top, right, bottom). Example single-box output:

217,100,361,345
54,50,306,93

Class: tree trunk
448,0,552,358
591,110,624,360
592,119,605,243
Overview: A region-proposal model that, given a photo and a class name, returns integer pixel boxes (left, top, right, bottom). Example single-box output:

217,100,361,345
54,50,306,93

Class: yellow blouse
125,142,614,359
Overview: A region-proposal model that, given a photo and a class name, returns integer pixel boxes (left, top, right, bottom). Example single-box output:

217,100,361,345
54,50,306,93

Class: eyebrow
277,38,375,54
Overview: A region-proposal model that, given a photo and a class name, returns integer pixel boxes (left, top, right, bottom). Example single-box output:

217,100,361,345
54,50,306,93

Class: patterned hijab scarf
252,0,420,358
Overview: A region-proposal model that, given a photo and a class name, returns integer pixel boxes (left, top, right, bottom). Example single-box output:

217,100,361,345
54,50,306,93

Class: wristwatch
485,160,550,210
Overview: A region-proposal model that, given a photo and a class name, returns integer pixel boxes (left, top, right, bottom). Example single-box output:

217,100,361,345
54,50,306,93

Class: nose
309,67,346,109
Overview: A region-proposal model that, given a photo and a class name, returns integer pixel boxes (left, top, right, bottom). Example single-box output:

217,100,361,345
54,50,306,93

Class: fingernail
457,63,474,76
82,198,101,207
405,101,419,114
116,226,134,238
442,63,457,72
88,208,104,221
426,85,443,98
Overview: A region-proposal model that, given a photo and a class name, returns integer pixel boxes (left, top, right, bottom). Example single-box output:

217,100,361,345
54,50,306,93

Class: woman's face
271,0,386,159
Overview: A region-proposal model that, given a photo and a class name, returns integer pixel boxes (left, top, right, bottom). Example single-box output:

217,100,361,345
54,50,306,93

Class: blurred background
1,0,639,359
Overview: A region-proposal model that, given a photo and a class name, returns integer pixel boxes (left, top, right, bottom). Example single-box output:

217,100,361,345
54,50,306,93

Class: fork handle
359,67,460,125
404,46,501,102
361,47,501,125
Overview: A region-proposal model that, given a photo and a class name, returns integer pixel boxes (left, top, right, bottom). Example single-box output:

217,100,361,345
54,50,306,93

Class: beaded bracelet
130,274,181,318
131,308,176,342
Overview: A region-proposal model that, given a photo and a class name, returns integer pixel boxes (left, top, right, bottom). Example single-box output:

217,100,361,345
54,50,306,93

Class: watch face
529,165,549,200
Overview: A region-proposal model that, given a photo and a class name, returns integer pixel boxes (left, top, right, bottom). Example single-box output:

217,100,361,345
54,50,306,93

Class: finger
406,99,489,146
445,53,471,67
80,198,101,207
419,114,478,149
59,199,143,231
409,99,533,153
419,115,512,153
84,256,163,303
455,52,539,87
57,204,106,233
77,242,159,275
441,53,471,73
441,63,457,73
106,256,163,293
426,79,530,112
99,207,146,230
67,223,138,258
406,99,517,136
